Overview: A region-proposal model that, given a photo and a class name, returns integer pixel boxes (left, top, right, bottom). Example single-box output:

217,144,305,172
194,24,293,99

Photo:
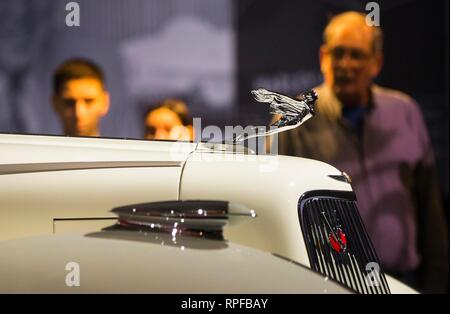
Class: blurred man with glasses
274,11,448,293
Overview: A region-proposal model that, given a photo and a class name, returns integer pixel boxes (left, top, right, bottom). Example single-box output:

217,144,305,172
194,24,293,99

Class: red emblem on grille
328,228,347,253
321,212,347,253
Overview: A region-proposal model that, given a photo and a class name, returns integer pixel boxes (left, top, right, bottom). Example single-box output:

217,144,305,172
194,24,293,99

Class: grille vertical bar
299,191,390,294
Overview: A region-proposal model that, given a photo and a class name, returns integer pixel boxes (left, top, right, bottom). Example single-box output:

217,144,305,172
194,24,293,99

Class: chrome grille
299,191,390,294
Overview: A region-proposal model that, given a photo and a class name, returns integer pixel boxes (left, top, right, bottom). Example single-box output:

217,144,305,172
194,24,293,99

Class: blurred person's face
53,78,109,137
145,107,190,141
320,22,383,105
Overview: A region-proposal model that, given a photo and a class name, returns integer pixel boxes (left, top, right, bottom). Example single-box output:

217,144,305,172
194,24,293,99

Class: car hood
0,231,351,294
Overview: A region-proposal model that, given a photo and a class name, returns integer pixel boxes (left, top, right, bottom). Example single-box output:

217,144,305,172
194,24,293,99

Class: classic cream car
0,133,416,293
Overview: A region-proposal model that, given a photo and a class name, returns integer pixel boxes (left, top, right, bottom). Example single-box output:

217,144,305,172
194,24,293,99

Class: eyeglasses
327,46,371,61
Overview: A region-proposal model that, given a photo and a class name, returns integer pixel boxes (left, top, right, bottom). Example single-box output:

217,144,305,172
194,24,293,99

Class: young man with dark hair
52,58,110,137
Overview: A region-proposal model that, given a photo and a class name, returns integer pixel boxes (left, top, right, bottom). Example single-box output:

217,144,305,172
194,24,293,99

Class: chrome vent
299,191,390,294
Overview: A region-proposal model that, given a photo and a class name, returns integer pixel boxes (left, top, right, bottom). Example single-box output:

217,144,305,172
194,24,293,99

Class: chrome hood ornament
233,88,318,143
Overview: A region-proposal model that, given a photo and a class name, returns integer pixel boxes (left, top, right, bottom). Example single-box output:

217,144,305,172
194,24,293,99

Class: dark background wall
0,0,235,139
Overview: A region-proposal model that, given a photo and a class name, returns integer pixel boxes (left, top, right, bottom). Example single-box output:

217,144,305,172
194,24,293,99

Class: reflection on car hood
0,233,351,294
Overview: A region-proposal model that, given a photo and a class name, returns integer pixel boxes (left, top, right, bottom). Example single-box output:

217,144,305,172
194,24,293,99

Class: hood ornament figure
233,88,318,144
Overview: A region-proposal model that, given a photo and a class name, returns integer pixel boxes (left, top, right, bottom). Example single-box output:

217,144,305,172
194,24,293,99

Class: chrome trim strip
0,161,182,175
111,200,257,240
53,217,117,221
